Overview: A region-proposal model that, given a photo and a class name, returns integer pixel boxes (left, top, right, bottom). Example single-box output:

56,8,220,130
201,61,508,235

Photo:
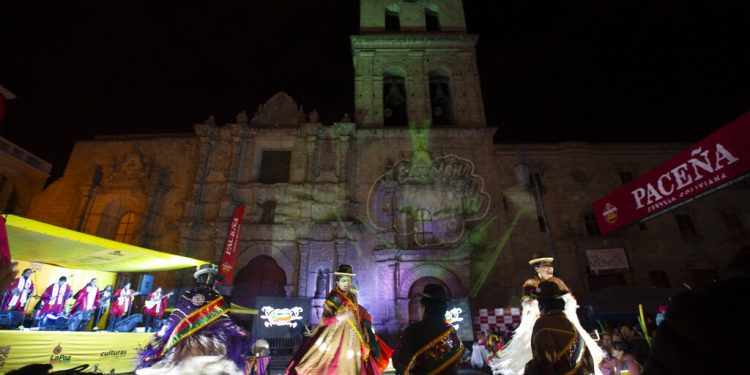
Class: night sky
1,1,749,179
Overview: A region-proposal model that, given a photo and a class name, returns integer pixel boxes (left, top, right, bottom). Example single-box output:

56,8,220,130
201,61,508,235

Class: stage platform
0,330,152,374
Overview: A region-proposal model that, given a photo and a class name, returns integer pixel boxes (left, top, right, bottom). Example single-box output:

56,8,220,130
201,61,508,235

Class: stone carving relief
250,92,306,128
107,152,150,186
368,154,491,247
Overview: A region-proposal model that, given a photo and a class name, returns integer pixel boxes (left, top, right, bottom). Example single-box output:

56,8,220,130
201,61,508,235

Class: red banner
593,111,750,236
1,215,11,267
218,204,245,284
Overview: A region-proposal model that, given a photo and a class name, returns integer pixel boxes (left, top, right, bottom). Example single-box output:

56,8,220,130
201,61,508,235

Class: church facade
26,0,749,337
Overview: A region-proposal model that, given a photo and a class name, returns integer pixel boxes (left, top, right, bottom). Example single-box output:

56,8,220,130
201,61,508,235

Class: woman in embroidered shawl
286,264,392,375
492,253,603,375
136,264,253,375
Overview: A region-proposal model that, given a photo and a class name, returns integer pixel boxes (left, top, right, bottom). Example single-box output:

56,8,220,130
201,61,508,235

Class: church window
259,200,277,224
584,213,600,236
425,9,440,31
414,209,435,245
675,213,696,235
619,171,634,185
3,188,19,214
722,212,743,239
429,74,454,125
115,211,137,243
383,74,408,126
259,150,291,184
385,10,400,32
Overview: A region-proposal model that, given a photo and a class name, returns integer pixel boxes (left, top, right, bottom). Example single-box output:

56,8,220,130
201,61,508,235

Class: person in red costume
71,278,100,313
108,281,139,331
142,286,173,332
2,268,34,312
39,276,72,318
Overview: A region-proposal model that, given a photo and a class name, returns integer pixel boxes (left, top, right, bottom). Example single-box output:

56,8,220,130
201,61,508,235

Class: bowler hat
532,281,565,300
528,252,554,265
420,284,450,302
333,264,356,277
194,263,219,279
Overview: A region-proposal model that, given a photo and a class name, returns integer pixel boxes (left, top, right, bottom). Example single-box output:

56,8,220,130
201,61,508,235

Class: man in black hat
393,284,464,375
524,281,595,375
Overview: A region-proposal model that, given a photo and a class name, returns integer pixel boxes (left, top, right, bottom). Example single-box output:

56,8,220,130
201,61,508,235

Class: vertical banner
0,215,11,271
219,204,245,284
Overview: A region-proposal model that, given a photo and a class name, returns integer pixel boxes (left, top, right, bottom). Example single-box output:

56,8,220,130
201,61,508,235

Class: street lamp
514,147,560,274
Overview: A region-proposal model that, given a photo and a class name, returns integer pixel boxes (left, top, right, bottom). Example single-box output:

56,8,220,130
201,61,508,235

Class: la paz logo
260,306,304,328
220,262,233,273
50,343,71,363
602,203,618,224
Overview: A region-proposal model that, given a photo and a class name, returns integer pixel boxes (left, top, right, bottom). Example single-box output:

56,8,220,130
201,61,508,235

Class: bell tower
351,0,486,128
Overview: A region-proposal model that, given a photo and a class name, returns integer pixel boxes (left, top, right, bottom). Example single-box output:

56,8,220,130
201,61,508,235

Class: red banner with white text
218,204,245,284
593,111,750,236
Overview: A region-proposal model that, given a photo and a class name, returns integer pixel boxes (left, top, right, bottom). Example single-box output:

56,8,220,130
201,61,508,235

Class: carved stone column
297,240,310,297
305,136,316,182
338,135,350,183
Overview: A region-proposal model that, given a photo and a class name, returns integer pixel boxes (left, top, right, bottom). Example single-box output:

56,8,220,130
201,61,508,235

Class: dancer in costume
286,264,392,375
39,276,71,318
393,283,463,375
108,281,139,331
136,264,253,375
523,281,595,375
142,286,173,332
493,253,603,375
2,268,34,311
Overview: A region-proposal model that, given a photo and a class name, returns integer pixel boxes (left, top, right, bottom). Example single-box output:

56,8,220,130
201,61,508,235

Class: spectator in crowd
617,323,650,366
644,247,750,375
610,342,642,375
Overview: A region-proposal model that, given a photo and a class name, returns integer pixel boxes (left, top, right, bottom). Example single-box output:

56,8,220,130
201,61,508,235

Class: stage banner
593,111,750,236
0,330,151,373
219,204,245,285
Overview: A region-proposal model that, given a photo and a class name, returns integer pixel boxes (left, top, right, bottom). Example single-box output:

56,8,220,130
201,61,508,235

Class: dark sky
1,0,749,179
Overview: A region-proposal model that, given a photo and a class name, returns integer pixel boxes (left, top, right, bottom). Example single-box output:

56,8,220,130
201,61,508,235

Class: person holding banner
2,268,34,312
286,264,392,375
108,281,139,331
39,276,72,318
142,286,172,332
136,264,253,375
494,253,603,375
393,283,464,375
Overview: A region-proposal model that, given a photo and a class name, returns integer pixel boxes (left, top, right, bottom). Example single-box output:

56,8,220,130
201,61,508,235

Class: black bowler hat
532,281,566,300
333,264,356,277
420,284,449,302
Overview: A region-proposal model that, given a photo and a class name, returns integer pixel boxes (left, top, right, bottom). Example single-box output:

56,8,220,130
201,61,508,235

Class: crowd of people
0,269,174,332
2,246,748,374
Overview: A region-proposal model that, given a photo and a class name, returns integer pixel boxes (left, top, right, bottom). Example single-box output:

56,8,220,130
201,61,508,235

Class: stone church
25,0,750,338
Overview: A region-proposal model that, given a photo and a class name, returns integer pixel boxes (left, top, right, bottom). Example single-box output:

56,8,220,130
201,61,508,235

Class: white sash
85,286,98,310
8,277,31,308
51,283,66,307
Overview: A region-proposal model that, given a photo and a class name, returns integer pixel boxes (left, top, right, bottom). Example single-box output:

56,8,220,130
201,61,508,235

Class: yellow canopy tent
4,214,207,272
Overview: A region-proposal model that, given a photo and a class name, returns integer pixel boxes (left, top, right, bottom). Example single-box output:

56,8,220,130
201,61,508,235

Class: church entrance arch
407,277,451,323
231,255,287,309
